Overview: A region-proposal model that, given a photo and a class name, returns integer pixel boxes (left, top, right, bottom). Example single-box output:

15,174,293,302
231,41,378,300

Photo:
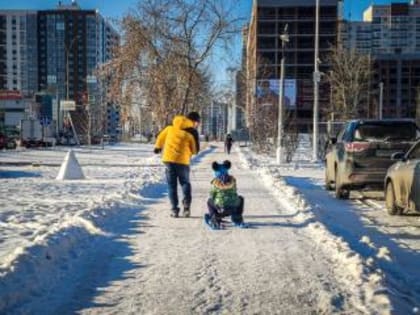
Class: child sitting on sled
205,160,246,229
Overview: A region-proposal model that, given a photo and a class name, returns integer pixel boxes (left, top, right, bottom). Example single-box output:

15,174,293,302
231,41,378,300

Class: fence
245,120,346,160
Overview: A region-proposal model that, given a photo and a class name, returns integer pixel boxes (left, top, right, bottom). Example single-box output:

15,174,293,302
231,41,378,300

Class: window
357,122,417,141
257,37,275,49
258,22,276,34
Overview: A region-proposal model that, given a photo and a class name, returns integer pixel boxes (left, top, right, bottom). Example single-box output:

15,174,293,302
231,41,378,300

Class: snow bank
238,145,393,314
0,143,215,313
0,145,163,313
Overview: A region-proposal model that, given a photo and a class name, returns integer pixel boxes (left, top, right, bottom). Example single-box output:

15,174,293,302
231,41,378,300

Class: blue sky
0,0,412,86
0,0,412,20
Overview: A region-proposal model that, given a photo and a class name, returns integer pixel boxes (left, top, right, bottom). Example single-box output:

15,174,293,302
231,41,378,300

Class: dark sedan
325,119,419,199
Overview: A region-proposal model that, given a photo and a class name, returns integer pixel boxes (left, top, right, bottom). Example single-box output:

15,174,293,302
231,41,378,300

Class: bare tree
98,0,242,131
240,54,300,157
325,46,373,120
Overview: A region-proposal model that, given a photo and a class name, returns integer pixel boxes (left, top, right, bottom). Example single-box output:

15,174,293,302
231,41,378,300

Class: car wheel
335,167,350,199
385,181,400,215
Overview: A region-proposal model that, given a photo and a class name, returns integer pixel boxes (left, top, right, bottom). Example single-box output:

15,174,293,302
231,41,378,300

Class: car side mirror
391,152,405,161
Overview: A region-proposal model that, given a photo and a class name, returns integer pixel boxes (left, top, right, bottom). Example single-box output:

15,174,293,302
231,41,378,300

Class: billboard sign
0,90,22,100
284,79,296,108
256,79,296,108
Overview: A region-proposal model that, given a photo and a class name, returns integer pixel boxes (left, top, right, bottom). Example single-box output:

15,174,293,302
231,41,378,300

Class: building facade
0,11,38,97
0,1,120,142
235,26,248,135
247,0,339,128
202,101,228,141
37,2,119,103
343,1,420,118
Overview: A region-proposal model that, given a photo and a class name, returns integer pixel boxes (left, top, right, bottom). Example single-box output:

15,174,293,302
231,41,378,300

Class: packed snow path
61,145,374,314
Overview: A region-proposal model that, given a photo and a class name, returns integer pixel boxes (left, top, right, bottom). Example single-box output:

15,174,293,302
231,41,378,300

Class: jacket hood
172,115,194,129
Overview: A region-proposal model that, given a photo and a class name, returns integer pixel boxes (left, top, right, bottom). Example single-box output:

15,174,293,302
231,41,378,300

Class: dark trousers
165,162,191,211
225,144,232,154
207,196,244,224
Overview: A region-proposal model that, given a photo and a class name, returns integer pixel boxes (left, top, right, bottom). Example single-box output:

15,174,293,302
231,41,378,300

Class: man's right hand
153,148,162,154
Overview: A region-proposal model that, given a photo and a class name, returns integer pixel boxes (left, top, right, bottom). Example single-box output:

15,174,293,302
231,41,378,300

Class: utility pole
87,75,97,146
379,81,384,119
65,38,77,102
65,37,80,146
226,67,237,133
313,0,320,161
277,24,289,165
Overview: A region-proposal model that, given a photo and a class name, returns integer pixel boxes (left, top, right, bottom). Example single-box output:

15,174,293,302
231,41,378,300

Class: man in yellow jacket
154,112,200,217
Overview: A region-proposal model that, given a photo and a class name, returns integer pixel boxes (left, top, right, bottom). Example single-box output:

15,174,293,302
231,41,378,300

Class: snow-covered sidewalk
1,142,418,314
54,145,388,314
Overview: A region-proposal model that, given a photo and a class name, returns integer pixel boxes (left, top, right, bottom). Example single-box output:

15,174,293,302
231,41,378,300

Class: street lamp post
64,37,80,145
226,67,237,133
313,0,320,161
86,75,98,146
276,24,289,164
379,81,384,119
65,37,77,101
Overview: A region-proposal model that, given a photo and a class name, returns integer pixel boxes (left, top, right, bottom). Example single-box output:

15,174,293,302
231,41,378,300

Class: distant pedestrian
225,133,234,154
153,111,200,218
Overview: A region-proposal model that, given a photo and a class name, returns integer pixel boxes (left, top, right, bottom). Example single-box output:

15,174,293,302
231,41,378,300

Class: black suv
325,119,419,199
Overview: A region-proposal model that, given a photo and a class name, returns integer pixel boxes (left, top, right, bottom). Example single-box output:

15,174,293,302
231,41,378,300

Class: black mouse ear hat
211,160,231,171
222,160,231,169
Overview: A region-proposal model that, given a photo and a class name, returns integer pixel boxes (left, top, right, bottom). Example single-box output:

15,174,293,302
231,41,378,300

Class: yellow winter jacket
154,115,199,165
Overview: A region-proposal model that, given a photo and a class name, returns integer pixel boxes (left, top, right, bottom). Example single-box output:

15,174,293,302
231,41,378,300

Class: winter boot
182,200,191,218
231,214,246,227
204,214,221,230
170,208,180,218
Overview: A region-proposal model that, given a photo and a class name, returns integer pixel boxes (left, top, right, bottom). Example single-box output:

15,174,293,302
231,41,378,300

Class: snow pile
238,144,392,314
0,143,217,313
0,144,164,312
1,140,419,313
56,150,85,180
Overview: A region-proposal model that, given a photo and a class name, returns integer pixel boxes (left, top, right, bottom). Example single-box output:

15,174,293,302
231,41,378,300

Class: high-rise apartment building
343,2,420,55
235,26,248,134
0,1,120,141
37,1,119,103
247,0,339,126
202,101,228,140
0,11,38,97
343,1,420,118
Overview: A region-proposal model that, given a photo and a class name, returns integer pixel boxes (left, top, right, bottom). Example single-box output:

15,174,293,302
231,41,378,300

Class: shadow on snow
0,170,41,179
64,144,217,313
283,175,420,313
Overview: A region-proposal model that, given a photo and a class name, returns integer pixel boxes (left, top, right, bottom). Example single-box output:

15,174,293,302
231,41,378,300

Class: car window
356,122,417,141
407,142,420,160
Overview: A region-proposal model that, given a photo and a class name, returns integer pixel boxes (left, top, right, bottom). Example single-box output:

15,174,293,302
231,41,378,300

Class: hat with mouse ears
212,160,231,183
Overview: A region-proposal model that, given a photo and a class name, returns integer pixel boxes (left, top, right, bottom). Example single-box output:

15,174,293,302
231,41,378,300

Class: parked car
0,133,6,149
384,139,420,215
0,133,17,150
325,119,419,199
